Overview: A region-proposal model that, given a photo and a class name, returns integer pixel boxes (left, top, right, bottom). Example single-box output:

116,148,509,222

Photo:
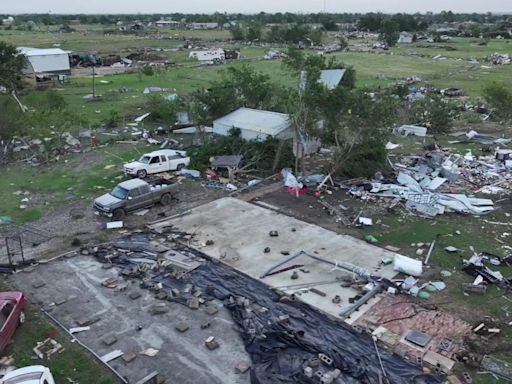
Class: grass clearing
0,143,152,223
2,301,115,384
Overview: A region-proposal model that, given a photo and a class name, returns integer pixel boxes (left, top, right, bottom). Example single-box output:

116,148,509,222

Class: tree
381,19,399,47
0,42,26,92
283,48,399,177
408,95,459,133
190,64,276,125
0,96,26,141
145,95,179,124
484,82,512,121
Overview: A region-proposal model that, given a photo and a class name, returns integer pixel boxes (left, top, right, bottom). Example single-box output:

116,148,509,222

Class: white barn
397,32,414,44
213,107,291,141
18,47,71,75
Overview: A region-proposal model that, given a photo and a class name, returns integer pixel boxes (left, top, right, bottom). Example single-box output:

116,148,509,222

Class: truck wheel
177,164,185,171
160,193,172,205
136,169,147,178
112,209,126,220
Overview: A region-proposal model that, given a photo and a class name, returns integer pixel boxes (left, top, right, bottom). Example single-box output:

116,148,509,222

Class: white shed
18,47,71,75
397,32,414,44
213,107,291,141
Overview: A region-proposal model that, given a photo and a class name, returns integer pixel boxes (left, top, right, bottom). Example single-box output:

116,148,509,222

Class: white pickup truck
123,149,190,178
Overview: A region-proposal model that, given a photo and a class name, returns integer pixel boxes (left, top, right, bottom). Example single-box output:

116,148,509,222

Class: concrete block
205,336,219,350
321,372,334,384
55,298,67,306
155,292,168,300
102,335,118,346
128,291,142,300
175,323,189,333
318,353,333,366
304,367,313,378
235,361,250,374
171,288,180,297
200,322,211,329
308,357,320,367
150,303,168,315
332,369,341,379
122,351,137,363
76,317,99,327
32,280,46,288
188,297,200,310
205,304,218,315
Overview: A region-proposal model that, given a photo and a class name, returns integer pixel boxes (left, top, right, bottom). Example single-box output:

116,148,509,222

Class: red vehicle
0,292,27,352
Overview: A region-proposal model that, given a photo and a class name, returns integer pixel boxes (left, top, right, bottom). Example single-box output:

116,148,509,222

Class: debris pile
355,147,512,217
86,233,440,384
486,52,511,65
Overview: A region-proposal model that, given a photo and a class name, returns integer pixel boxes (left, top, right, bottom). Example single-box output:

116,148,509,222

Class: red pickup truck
0,291,27,352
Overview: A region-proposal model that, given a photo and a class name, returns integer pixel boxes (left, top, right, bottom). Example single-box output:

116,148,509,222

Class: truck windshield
110,186,128,200
139,156,151,164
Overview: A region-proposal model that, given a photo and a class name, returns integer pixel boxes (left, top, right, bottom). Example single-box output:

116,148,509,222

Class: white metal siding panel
27,54,70,73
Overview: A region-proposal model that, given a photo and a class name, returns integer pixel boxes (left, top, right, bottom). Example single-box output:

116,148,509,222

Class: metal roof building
18,47,71,75
319,69,346,90
213,107,291,141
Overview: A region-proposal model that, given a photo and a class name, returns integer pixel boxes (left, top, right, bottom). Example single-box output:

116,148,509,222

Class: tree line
1,12,511,29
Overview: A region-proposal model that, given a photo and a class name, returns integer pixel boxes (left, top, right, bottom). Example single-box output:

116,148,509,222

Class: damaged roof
213,108,290,137
319,69,346,90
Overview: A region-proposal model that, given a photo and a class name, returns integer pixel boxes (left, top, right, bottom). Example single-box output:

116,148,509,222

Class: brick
205,336,219,350
188,297,199,310
129,291,142,300
76,317,99,327
102,335,118,346
122,351,137,363
205,304,218,316
175,323,189,333
235,361,250,374
55,298,67,306
155,292,168,300
150,303,168,315
32,280,46,288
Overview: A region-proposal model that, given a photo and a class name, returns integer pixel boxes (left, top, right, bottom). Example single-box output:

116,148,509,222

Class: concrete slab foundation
151,197,402,322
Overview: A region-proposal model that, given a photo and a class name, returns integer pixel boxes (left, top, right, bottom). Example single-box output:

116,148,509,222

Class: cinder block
175,323,189,333
318,353,333,366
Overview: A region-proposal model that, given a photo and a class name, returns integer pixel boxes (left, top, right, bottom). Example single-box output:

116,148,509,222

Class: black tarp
95,240,441,384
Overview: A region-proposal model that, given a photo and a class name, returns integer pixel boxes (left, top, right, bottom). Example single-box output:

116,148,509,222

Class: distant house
397,32,414,44
187,22,219,30
18,47,71,83
2,16,15,26
299,69,346,91
189,48,225,63
222,21,237,29
213,107,291,141
155,20,180,29
319,69,346,90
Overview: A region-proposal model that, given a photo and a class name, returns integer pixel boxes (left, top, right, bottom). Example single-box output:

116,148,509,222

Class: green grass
4,305,114,384
0,143,151,223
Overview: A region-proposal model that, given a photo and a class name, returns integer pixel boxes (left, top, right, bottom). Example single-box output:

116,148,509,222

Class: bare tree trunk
11,91,28,113
272,139,285,172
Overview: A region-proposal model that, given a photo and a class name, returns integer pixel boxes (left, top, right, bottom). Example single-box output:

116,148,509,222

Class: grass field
0,143,151,223
3,304,115,384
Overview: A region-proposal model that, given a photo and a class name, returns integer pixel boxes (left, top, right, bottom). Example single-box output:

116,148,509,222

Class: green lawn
0,143,151,223
4,304,115,384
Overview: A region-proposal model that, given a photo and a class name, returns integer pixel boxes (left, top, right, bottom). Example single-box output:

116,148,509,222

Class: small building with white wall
213,107,291,141
18,47,71,81
397,32,414,44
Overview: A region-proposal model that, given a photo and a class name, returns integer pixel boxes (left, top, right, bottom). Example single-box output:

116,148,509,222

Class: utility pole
92,64,96,98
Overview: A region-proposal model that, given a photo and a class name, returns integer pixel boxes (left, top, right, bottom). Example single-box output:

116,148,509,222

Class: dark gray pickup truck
93,178,176,220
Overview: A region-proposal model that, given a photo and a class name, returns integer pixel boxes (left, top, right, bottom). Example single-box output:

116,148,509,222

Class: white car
1,365,55,384
123,149,190,178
